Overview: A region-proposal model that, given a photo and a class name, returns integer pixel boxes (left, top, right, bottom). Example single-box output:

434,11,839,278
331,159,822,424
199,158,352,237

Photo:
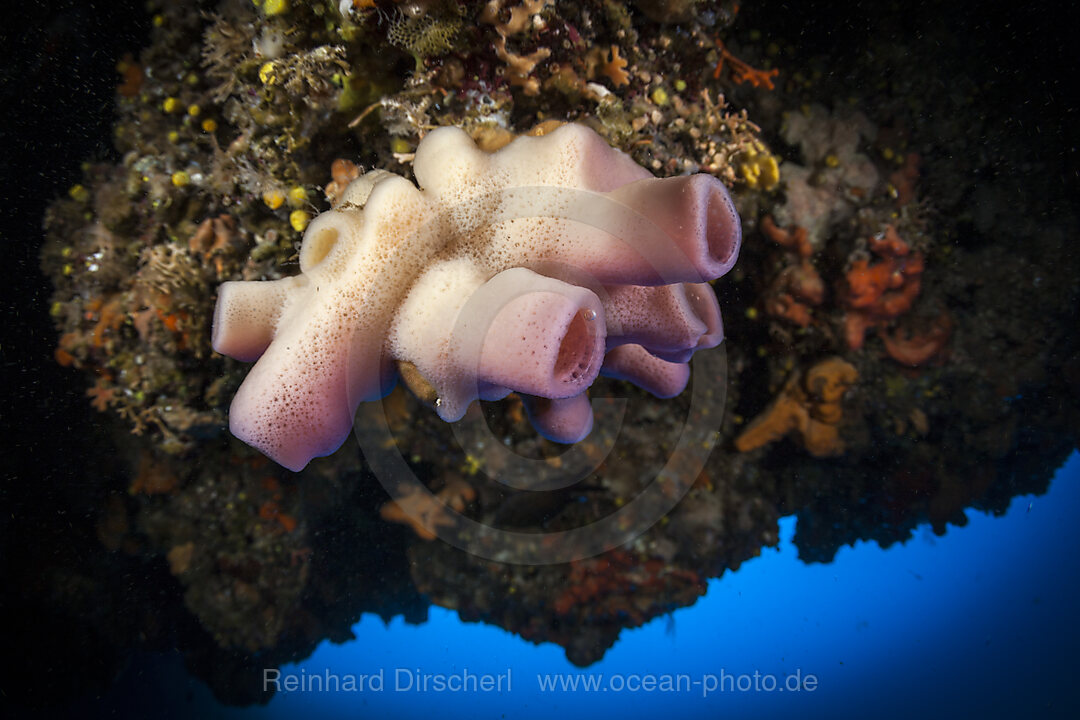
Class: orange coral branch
116,53,144,98
735,357,858,457
761,215,811,259
600,45,630,87
766,293,814,327
553,550,704,620
844,226,924,349
326,158,361,206
713,39,779,90
882,313,953,367
380,479,477,541
259,500,298,533
889,153,921,207
761,216,824,327
493,35,551,96
189,214,240,275
130,450,180,495
87,380,116,412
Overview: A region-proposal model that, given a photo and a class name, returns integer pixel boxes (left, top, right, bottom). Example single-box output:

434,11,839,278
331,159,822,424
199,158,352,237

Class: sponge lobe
211,123,741,470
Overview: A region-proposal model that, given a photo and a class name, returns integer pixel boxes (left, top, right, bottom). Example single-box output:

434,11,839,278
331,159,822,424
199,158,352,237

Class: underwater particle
68,184,90,203
259,62,278,86
171,171,190,187
287,186,308,208
162,97,181,114
289,209,310,232
201,119,218,133
263,189,286,210
263,0,289,16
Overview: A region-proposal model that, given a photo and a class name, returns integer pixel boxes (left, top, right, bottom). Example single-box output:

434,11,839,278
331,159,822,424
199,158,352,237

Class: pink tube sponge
212,123,741,470
389,265,607,422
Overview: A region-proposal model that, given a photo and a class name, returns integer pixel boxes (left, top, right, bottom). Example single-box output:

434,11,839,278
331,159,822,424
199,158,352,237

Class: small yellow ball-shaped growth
289,209,311,232
262,189,286,210
171,171,190,187
287,186,308,208
258,62,277,86
263,0,289,17
735,142,780,191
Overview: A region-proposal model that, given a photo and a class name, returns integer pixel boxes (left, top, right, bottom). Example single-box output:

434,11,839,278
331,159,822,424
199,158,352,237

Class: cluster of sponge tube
211,124,741,471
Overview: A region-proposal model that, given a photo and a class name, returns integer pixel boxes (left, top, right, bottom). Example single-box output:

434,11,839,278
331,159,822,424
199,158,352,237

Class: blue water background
126,452,1080,719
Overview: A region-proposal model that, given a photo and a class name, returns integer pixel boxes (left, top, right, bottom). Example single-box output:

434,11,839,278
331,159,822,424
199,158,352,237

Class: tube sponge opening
554,309,599,383
473,269,606,400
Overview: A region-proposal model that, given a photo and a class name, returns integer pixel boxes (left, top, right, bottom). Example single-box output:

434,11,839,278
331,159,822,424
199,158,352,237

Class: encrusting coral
734,357,858,457
882,312,953,367
482,0,552,96
760,215,824,327
712,39,780,90
843,225,924,350
380,478,477,541
213,123,741,471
